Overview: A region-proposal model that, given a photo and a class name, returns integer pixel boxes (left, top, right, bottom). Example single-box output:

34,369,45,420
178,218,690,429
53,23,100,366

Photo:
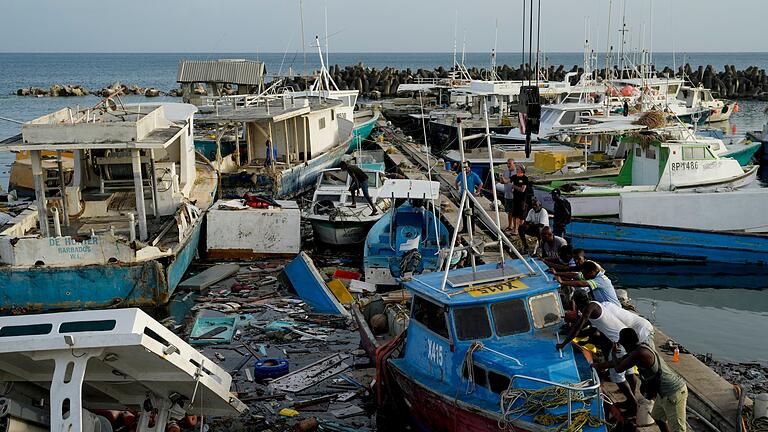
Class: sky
1,0,765,53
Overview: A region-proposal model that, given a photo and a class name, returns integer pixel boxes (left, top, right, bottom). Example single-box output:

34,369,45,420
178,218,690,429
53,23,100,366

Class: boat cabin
176,59,266,105
195,94,354,197
0,103,212,269
311,167,385,208
388,259,605,431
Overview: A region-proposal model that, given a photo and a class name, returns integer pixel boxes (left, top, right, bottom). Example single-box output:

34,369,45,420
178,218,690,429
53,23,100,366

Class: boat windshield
528,292,562,329
453,306,492,341
490,299,530,336
412,295,450,339
320,171,348,186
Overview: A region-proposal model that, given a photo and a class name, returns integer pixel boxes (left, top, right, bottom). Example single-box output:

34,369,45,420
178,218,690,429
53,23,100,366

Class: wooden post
131,149,148,241
283,120,292,166
293,117,300,163
233,123,241,167
30,150,49,237
303,117,309,162
267,122,275,171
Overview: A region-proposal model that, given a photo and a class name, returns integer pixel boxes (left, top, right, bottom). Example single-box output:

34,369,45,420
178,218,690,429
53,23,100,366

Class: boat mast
299,0,307,79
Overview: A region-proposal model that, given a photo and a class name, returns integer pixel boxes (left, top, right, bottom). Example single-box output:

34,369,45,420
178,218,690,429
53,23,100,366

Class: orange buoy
733,103,740,113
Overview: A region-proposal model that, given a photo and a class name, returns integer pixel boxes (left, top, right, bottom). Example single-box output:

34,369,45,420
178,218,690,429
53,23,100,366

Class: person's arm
556,304,594,350
594,348,646,373
554,271,582,280
556,276,590,288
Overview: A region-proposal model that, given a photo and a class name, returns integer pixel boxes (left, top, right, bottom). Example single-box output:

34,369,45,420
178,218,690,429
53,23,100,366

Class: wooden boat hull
0,220,202,314
567,218,768,265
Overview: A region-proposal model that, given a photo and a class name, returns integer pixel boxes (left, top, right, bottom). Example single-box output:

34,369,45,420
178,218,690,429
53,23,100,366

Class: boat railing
508,369,602,426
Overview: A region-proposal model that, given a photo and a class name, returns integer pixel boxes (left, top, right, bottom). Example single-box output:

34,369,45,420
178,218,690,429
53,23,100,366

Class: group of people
545,251,688,432
435,158,689,431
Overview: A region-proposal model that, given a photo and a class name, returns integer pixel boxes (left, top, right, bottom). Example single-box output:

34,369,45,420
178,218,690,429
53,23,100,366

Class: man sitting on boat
339,161,378,215
517,198,549,254
538,226,567,260
595,328,689,432
557,293,640,416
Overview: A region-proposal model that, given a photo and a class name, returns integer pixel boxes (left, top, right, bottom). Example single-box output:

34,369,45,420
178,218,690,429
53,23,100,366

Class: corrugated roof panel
176,59,265,85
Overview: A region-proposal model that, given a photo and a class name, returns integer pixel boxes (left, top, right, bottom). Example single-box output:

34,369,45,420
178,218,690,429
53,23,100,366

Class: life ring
253,358,289,380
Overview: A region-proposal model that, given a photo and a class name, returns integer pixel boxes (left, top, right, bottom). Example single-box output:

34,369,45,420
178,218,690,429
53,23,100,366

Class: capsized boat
0,102,217,313
363,180,449,287
305,167,389,245
378,258,606,432
535,132,758,217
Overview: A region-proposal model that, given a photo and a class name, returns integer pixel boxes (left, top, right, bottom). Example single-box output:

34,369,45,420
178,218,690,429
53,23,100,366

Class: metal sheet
177,59,265,85
375,179,441,200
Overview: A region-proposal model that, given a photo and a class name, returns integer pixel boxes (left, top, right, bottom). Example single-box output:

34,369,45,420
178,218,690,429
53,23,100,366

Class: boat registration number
670,161,699,171
467,280,528,297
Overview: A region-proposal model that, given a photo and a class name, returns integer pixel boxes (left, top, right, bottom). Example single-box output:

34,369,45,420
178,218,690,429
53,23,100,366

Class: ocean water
1,52,767,363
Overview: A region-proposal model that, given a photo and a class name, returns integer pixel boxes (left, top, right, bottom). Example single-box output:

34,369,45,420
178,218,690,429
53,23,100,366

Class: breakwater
11,63,768,101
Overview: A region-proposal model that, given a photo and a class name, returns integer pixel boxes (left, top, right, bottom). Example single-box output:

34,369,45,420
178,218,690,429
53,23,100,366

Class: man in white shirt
518,199,549,254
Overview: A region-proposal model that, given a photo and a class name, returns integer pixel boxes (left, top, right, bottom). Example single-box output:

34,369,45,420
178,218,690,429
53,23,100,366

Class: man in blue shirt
555,260,621,307
455,162,483,196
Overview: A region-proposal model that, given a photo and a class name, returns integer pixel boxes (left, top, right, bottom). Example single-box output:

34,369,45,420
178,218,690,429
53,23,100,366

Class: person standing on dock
556,294,639,416
499,158,517,232
517,198,549,254
556,260,620,307
507,165,531,232
595,328,689,432
550,188,571,237
455,162,483,197
339,161,378,215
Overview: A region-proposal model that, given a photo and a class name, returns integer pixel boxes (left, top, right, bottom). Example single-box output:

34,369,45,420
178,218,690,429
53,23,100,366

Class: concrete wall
206,200,300,256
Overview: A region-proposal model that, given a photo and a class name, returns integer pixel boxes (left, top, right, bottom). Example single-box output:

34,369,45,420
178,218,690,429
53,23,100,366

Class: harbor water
1,52,767,364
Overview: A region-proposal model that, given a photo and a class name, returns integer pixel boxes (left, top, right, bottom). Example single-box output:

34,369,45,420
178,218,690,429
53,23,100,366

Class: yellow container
534,151,566,171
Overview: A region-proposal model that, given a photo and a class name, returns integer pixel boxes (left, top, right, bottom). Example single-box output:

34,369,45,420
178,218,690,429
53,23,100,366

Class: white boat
0,102,217,312
535,133,758,217
305,167,390,245
492,103,607,144
678,84,735,123
0,308,245,431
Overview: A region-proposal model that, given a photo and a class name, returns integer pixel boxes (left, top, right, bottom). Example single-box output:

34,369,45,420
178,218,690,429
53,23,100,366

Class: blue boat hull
350,111,379,152
567,219,768,265
0,221,203,313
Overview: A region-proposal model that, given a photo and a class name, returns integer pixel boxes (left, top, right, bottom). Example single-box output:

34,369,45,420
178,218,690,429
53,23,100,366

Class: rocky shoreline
696,353,768,399
11,62,768,100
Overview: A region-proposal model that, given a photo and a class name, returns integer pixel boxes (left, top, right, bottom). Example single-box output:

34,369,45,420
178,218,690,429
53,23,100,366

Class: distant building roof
176,59,265,85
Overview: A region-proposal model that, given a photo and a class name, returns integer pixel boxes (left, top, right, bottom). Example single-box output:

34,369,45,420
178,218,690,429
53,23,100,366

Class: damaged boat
0,102,217,312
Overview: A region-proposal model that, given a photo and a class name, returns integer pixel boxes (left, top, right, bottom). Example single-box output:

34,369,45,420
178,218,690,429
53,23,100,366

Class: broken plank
179,263,241,292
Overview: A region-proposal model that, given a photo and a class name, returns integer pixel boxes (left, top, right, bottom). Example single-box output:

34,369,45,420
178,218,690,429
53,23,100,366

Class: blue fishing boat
0,103,217,313
282,252,349,316
363,193,450,286
566,218,768,266
378,258,607,432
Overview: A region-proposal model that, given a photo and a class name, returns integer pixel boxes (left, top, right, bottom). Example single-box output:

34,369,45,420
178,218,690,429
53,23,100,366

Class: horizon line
1,50,767,55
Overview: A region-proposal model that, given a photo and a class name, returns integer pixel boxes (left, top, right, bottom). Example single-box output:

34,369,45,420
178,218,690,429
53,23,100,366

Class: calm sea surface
1,52,767,363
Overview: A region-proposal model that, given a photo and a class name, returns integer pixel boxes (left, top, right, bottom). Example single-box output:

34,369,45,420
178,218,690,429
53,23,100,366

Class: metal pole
131,149,148,241
56,150,69,226
30,150,49,237
482,96,505,265
456,117,476,271
149,150,159,219
440,191,467,291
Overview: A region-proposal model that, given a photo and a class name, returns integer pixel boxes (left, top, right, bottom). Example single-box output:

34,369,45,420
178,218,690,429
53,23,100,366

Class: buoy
673,347,680,362
253,358,290,380
734,103,740,113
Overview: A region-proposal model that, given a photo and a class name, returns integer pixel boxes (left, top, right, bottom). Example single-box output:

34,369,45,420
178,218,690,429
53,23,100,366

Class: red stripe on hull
389,363,532,432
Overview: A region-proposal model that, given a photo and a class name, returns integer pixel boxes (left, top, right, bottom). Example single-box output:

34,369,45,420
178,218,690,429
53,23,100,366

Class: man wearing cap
518,198,549,254
551,188,572,237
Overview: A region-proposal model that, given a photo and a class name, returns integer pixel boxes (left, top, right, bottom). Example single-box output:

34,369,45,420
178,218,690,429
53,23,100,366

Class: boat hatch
376,179,441,200
447,266,525,287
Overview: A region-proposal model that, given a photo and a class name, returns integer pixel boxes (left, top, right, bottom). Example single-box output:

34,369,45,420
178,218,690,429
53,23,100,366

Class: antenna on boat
452,9,458,71
324,0,330,67
418,90,442,251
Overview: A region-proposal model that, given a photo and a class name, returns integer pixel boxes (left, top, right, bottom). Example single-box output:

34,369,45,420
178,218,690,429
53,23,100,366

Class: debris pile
697,354,768,398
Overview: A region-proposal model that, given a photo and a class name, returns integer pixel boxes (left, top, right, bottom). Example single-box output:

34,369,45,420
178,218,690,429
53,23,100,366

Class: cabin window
320,171,347,186
528,292,562,329
579,111,592,124
667,84,680,95
462,362,488,388
491,299,530,336
646,147,656,160
319,117,326,129
683,146,708,160
412,296,450,339
560,110,577,125
635,147,642,157
453,306,492,341
488,371,511,394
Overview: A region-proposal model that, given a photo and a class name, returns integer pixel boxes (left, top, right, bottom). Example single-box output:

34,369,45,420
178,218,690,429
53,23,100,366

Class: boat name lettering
671,161,699,171
48,237,99,259
468,280,528,297
427,338,444,367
